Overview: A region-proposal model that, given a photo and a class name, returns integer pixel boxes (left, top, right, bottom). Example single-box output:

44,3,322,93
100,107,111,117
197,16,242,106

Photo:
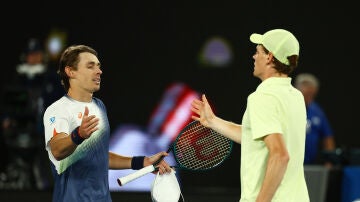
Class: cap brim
250,33,263,44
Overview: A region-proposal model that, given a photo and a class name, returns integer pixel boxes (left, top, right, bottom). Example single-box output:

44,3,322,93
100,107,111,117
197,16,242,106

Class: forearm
210,116,242,144
108,152,132,169
257,152,289,202
323,136,336,150
50,133,77,160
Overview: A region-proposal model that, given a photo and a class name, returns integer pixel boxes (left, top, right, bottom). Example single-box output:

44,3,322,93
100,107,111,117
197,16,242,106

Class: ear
267,52,275,63
65,66,73,77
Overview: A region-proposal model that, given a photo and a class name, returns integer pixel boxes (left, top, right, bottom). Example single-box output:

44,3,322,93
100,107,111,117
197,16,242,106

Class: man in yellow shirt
191,29,309,201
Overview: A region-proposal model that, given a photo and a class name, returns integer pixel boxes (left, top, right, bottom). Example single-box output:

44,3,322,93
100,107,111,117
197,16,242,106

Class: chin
93,87,101,92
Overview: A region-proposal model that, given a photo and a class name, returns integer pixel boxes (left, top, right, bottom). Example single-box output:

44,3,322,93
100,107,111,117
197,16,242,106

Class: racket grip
117,165,155,186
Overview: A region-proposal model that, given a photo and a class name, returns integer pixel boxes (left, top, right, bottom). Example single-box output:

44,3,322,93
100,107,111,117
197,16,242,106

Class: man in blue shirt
295,73,336,165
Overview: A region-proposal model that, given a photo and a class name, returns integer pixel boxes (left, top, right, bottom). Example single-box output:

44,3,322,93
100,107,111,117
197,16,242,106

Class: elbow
51,150,67,161
54,156,65,161
280,151,290,165
53,153,64,161
271,150,290,166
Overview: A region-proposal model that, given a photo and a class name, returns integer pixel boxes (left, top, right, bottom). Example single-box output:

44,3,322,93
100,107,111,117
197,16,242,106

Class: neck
67,88,93,102
260,72,288,81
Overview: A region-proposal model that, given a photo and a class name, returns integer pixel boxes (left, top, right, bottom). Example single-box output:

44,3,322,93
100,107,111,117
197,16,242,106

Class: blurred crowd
0,36,65,190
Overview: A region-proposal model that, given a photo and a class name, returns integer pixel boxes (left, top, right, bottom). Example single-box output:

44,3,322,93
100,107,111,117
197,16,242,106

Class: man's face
252,45,269,79
72,52,102,93
298,81,318,105
26,51,44,65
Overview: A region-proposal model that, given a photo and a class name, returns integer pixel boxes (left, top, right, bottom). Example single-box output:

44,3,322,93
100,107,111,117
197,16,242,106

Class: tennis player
43,45,172,202
191,29,310,201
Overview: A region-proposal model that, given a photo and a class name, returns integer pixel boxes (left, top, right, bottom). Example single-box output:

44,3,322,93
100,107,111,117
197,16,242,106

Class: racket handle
117,165,155,186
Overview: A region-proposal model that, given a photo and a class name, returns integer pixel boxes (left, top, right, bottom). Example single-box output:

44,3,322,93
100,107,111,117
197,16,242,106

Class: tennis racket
117,120,233,186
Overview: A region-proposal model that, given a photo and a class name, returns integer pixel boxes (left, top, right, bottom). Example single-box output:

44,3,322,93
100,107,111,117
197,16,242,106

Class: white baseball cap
250,29,300,65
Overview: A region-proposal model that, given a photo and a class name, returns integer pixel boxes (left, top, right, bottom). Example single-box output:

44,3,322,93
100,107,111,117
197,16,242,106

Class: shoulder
249,89,277,101
308,102,323,111
92,97,107,110
92,97,105,105
44,96,68,115
248,92,279,110
308,102,326,115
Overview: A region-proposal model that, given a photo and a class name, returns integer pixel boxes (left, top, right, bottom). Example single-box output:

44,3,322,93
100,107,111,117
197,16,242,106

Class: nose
97,67,102,74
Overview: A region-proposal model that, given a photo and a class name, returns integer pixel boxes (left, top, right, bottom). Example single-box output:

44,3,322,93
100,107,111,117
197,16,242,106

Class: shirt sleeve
248,93,283,140
43,107,70,147
318,108,333,138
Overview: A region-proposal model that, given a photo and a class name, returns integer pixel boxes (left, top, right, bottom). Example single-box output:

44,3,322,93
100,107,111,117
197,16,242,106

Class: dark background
1,0,358,200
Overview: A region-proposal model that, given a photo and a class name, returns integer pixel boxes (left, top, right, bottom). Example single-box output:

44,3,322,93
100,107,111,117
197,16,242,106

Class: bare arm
49,106,99,160
256,133,289,202
109,151,172,174
208,117,242,144
191,94,242,143
323,136,336,151
323,136,336,167
108,152,132,169
49,133,77,160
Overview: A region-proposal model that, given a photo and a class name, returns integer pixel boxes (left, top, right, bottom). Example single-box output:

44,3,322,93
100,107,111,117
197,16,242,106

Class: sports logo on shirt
50,116,55,124
78,112,82,119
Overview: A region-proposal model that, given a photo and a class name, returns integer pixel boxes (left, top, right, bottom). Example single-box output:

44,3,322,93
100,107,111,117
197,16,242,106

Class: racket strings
174,122,232,170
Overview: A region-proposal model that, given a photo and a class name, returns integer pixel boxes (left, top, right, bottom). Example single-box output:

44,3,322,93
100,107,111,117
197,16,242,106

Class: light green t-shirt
240,77,309,202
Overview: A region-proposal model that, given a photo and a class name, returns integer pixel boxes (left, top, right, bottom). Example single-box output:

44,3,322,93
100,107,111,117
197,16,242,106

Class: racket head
170,120,233,171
